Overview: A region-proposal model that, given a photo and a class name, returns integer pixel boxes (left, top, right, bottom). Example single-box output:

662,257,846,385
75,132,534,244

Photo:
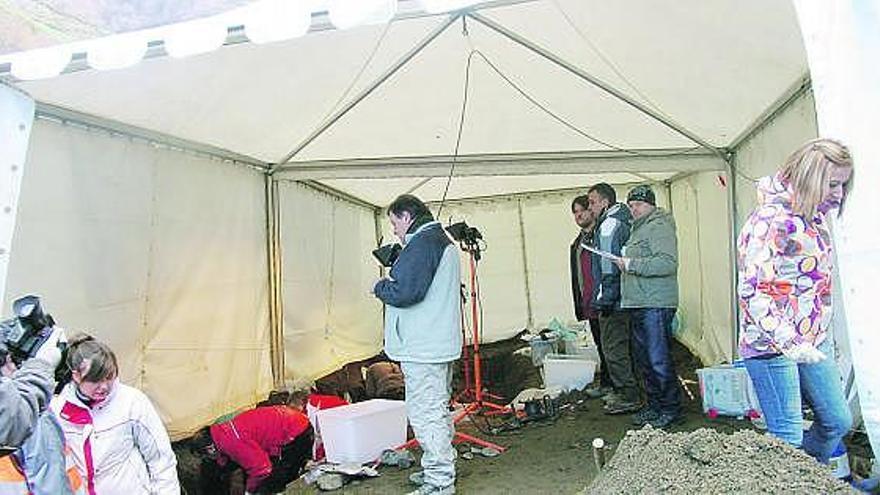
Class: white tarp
278,181,382,382
794,0,880,460
4,118,272,437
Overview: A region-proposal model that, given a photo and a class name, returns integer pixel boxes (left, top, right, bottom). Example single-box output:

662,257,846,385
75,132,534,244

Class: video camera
0,295,69,387
372,242,402,268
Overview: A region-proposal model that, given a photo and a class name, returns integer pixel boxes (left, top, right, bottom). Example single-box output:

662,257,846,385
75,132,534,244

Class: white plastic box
316,399,407,464
697,363,762,417
543,354,597,392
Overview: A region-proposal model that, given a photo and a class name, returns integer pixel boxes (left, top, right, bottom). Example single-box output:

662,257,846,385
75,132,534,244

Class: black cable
436,48,477,219
468,48,702,158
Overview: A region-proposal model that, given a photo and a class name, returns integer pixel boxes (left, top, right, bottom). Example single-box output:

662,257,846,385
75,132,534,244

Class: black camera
0,295,56,366
0,295,69,389
445,221,482,244
372,243,402,268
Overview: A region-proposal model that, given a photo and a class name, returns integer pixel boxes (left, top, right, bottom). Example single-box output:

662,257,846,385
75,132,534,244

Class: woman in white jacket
51,335,180,495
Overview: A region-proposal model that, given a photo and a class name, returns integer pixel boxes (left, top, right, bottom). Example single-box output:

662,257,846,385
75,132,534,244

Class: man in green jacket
614,185,683,428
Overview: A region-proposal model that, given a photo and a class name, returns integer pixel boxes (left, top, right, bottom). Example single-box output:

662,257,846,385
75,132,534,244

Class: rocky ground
587,427,856,494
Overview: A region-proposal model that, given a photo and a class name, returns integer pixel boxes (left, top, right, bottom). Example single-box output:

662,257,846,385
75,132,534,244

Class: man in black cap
615,184,683,428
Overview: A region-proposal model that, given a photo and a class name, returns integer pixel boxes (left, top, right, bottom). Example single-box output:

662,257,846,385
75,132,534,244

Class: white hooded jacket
50,382,179,495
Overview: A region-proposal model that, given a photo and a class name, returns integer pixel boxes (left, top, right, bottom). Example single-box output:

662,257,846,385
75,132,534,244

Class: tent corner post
723,153,740,363
265,174,285,389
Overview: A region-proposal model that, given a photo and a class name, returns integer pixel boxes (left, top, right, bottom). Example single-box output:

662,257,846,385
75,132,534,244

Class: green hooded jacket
620,207,678,308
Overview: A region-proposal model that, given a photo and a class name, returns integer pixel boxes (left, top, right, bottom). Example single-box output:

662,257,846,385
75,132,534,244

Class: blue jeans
630,308,682,416
743,338,852,463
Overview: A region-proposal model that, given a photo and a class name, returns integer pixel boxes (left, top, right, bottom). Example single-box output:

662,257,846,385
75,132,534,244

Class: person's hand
612,257,629,272
782,343,826,364
372,277,388,296
34,327,67,369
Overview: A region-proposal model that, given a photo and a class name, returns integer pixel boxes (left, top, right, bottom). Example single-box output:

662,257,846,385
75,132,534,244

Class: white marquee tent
0,0,876,446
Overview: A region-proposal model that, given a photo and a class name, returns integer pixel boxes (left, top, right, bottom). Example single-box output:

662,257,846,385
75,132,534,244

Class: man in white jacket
373,195,461,495
51,335,179,495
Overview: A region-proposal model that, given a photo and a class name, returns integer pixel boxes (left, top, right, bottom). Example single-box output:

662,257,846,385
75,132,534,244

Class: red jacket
209,406,310,492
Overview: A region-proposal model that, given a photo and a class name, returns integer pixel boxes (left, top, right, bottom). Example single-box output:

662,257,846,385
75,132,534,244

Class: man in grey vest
374,195,461,495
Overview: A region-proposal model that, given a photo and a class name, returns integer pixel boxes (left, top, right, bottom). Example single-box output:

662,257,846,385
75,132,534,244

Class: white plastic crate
316,399,407,464
697,363,762,417
543,354,597,392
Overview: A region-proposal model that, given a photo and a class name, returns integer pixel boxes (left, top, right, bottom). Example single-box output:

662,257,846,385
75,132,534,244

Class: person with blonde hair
737,137,854,463
50,335,180,494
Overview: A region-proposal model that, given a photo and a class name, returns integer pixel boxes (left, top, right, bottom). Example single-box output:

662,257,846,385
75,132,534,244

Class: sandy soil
284,388,755,494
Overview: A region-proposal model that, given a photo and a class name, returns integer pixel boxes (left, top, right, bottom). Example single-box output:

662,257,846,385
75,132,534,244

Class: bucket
829,442,851,480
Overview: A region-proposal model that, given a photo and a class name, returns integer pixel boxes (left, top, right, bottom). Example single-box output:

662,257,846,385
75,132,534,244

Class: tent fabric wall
375,185,681,347
730,90,818,229
278,181,383,383
4,118,272,438
669,172,734,365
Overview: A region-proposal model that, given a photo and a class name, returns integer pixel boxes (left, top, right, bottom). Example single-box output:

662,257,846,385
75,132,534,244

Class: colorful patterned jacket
737,173,834,359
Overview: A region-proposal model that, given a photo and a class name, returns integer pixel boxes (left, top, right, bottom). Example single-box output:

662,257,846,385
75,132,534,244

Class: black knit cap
627,185,656,206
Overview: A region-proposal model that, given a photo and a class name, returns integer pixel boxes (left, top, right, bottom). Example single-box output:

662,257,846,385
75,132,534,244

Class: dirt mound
587,427,855,494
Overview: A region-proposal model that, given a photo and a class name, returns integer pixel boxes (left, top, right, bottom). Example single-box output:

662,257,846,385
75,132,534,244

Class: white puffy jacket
50,382,179,495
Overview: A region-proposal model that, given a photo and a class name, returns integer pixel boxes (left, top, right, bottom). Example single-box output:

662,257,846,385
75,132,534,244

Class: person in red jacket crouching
193,401,313,494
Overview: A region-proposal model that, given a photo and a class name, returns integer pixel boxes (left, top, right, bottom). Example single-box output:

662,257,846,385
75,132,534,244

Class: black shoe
603,399,642,415
584,385,613,399
647,412,684,429
631,408,660,426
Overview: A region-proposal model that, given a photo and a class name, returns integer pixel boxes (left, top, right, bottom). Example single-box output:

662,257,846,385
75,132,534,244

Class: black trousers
588,317,613,388
253,427,315,493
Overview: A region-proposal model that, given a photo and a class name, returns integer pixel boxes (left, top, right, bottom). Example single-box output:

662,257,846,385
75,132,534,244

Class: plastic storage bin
529,336,559,367
543,354,597,392
697,362,762,418
316,399,407,464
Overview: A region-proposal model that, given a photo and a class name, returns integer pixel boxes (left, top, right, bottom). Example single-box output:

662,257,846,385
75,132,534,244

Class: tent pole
516,199,534,330
277,13,461,166
466,12,724,158
724,154,739,362
265,174,285,388
273,147,724,178
35,102,268,170
728,73,812,152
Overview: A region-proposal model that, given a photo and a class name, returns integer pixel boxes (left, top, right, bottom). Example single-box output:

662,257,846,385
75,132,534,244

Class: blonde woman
51,335,180,494
737,138,854,463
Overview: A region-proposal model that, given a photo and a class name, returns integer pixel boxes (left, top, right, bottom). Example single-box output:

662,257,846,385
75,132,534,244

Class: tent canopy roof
7,0,807,204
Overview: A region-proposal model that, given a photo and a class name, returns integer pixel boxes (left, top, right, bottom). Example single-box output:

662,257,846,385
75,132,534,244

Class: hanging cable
436,45,477,218
469,48,700,158
314,21,393,131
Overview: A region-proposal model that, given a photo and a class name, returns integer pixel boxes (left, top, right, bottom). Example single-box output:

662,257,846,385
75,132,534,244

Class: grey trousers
401,361,456,489
598,310,640,402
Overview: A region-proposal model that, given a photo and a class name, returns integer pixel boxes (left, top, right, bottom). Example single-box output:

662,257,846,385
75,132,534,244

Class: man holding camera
586,183,641,415
1,296,82,494
373,194,461,495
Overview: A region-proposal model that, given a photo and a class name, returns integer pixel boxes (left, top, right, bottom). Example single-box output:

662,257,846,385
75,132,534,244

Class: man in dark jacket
569,195,612,397
586,183,641,414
